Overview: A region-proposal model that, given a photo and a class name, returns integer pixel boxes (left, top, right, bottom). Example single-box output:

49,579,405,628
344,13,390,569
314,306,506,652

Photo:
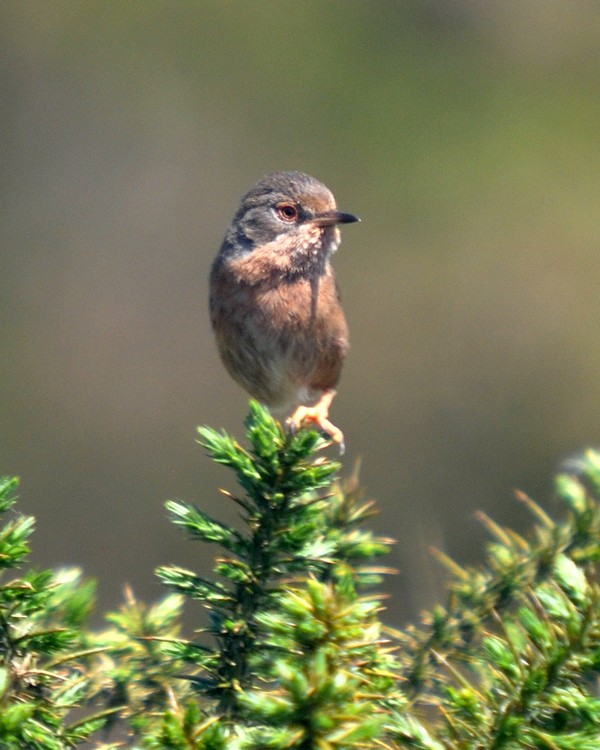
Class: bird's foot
287,390,345,455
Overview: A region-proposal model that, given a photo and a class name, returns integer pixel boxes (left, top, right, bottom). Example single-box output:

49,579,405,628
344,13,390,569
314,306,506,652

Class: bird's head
221,171,359,271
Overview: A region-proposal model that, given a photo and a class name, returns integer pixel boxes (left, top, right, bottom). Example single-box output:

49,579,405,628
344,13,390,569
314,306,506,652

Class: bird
209,170,359,452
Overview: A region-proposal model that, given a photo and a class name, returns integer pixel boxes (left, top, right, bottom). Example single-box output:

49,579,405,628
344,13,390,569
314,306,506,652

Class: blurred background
2,1,599,628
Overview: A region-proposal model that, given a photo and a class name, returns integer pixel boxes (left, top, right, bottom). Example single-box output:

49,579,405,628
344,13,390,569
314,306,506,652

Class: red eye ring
276,203,299,222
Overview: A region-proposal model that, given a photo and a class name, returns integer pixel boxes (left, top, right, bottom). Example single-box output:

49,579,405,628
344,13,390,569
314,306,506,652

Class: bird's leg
287,389,345,454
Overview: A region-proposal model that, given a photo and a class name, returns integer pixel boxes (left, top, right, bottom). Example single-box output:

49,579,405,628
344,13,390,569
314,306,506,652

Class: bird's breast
209,253,348,408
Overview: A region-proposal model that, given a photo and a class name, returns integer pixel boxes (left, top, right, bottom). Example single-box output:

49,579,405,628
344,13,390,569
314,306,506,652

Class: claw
287,390,345,454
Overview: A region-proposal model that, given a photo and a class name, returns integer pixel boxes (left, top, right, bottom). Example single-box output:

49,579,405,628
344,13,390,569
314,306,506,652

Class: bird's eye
276,203,300,222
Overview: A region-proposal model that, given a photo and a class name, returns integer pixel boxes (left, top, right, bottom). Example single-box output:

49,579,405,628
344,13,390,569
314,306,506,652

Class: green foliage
142,408,600,750
148,401,397,747
2,408,599,750
395,450,600,750
91,587,193,740
0,476,109,749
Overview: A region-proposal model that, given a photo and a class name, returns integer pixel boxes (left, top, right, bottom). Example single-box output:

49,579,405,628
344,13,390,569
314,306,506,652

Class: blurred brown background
2,1,599,627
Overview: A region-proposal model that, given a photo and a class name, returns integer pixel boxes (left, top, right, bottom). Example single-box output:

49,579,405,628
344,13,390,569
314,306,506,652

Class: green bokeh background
2,1,599,625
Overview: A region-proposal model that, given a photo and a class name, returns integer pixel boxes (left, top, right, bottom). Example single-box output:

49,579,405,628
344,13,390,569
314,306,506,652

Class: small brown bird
209,171,359,451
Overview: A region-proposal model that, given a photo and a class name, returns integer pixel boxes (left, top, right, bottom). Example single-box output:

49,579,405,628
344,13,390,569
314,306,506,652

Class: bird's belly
213,278,347,411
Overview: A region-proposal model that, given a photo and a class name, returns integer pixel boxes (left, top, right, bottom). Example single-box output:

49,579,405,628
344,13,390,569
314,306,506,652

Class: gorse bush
0,403,598,749
150,402,399,749
0,477,111,749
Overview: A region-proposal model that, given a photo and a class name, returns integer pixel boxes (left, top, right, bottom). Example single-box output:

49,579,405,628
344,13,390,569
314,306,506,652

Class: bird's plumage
209,171,358,447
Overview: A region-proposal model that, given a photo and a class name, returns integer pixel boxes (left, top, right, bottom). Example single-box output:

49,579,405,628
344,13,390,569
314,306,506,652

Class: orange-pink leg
287,390,345,454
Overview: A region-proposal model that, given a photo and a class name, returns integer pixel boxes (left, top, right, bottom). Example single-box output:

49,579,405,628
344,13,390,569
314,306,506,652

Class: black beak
309,210,360,227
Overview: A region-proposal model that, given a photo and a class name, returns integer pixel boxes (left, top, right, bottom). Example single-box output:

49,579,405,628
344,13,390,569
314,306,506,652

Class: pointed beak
309,210,360,227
